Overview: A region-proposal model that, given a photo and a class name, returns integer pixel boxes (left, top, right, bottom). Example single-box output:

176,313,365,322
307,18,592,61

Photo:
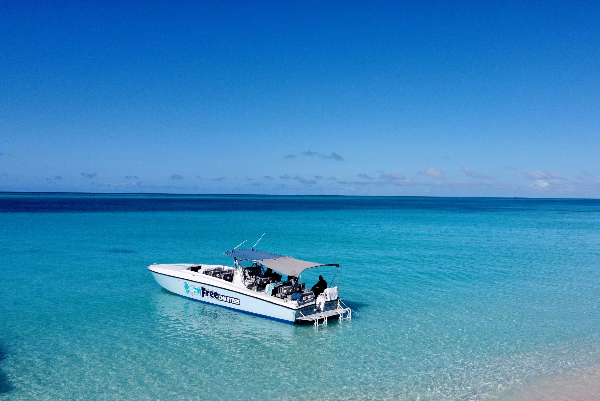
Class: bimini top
224,249,339,277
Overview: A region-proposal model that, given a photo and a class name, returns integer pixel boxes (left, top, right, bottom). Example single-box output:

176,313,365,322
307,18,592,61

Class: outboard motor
316,295,326,311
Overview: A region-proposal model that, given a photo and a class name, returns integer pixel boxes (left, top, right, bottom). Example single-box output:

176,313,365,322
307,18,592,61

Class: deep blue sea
1,194,600,399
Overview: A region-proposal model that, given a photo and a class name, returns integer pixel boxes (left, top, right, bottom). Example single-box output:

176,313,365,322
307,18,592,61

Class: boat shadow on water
0,342,14,394
151,289,299,340
151,288,355,339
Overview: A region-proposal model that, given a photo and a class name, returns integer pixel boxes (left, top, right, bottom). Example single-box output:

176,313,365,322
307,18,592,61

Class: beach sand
499,366,600,400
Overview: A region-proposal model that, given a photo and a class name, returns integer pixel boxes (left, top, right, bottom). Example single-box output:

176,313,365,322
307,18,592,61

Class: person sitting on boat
311,275,327,297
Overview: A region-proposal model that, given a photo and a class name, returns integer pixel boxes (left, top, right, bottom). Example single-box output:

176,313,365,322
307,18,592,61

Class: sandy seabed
498,366,600,401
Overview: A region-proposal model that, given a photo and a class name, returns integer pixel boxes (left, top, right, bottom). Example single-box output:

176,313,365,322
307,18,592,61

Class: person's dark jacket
311,278,327,297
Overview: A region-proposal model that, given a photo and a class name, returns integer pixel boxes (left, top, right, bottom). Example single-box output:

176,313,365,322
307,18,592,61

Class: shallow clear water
1,194,599,399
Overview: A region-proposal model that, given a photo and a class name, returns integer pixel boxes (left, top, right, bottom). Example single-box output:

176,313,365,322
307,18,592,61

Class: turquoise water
1,194,600,399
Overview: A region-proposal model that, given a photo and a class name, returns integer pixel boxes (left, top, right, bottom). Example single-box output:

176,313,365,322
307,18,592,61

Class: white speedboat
148,246,352,325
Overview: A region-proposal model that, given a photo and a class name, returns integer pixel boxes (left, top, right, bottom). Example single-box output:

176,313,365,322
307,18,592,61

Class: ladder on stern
296,302,352,329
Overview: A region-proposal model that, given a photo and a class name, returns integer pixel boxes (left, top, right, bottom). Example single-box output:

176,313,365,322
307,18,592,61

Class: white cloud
527,174,578,193
421,167,445,179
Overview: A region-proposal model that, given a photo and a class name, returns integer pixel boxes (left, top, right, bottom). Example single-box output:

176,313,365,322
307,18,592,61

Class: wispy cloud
125,175,139,180
575,171,597,182
337,180,370,186
280,174,291,180
419,167,445,179
460,167,494,180
314,175,337,181
81,172,97,179
284,154,297,159
250,182,264,187
358,173,375,180
380,173,412,186
341,172,413,186
263,175,274,180
524,170,561,180
345,172,501,190
527,178,576,192
506,166,519,171
89,181,143,189
300,150,345,161
46,176,62,182
169,174,184,180
293,175,317,185
523,170,574,192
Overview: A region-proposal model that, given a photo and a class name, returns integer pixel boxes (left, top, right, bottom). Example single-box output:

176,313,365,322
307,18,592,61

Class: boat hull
151,271,298,323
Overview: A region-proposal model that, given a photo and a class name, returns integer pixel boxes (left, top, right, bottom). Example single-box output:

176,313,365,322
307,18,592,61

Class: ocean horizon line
0,191,598,201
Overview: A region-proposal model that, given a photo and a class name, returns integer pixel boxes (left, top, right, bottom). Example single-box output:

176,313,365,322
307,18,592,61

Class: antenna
233,240,247,250
252,233,265,250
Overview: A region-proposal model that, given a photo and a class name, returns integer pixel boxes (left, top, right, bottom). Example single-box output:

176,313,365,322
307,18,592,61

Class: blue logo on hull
183,282,240,305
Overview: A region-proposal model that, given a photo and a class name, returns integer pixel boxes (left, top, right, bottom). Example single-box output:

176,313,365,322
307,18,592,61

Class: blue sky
1,1,599,196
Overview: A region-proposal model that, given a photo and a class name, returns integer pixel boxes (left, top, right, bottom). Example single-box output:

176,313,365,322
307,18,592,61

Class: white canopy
256,256,327,277
224,249,338,277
